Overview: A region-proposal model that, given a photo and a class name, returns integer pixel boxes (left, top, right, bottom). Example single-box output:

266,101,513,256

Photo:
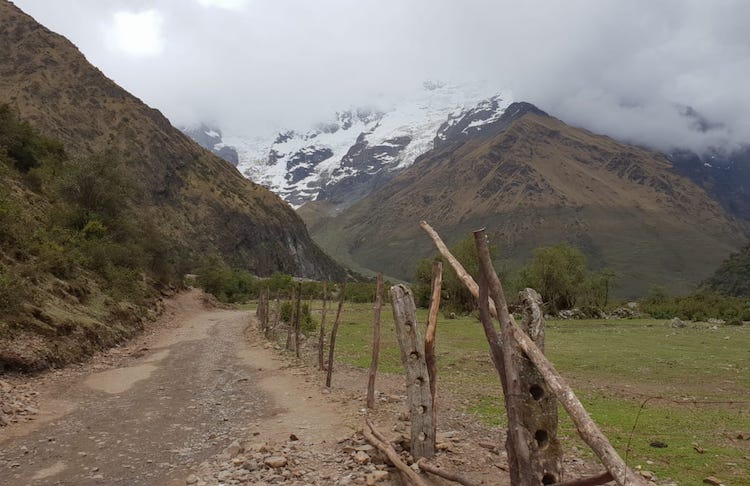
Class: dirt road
0,291,354,485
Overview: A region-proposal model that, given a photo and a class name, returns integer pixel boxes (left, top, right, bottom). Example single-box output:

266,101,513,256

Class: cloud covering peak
13,0,750,154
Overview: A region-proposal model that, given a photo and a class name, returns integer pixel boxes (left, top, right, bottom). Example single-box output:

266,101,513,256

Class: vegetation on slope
703,242,750,297
0,1,345,281
0,105,187,370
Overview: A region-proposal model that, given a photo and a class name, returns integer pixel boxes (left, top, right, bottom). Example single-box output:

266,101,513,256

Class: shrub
196,260,258,303
279,301,316,333
0,269,27,314
640,291,749,321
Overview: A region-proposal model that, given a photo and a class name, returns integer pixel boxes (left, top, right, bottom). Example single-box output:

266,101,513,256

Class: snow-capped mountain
222,82,513,208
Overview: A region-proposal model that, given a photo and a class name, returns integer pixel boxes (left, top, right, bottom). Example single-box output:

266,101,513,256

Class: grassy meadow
268,300,750,484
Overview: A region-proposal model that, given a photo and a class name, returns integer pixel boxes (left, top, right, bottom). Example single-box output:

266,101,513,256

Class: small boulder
366,470,389,485
225,440,243,457
264,456,288,468
669,318,686,328
353,450,370,465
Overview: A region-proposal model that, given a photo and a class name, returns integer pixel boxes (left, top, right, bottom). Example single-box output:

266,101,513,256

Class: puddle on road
143,349,171,363
31,460,67,480
84,364,158,394
84,347,172,394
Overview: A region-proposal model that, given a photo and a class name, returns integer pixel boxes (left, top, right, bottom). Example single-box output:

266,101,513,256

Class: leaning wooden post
325,280,347,387
424,261,442,437
473,229,647,486
318,282,329,371
390,284,435,459
293,282,302,358
474,234,535,485
366,273,384,408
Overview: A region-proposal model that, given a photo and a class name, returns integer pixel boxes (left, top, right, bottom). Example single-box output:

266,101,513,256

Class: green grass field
260,300,750,484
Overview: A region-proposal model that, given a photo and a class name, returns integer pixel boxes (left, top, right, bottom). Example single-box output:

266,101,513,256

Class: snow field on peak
230,82,512,204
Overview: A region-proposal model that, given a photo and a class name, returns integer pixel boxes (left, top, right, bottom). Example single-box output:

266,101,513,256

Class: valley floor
0,290,669,485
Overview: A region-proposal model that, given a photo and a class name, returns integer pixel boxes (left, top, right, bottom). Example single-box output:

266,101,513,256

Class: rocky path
0,291,361,485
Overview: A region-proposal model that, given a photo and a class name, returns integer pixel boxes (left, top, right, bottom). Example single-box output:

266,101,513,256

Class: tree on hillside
518,244,588,313
415,233,499,313
703,243,750,297
583,268,618,308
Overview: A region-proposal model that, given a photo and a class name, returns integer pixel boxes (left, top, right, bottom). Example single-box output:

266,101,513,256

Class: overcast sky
13,0,750,154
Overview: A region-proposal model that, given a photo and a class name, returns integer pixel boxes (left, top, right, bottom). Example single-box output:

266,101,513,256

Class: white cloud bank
12,0,750,155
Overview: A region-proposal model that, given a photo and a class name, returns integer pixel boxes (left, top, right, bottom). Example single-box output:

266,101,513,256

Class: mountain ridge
219,83,511,208
302,105,747,297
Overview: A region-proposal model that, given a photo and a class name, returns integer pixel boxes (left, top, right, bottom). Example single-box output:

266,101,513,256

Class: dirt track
0,290,355,485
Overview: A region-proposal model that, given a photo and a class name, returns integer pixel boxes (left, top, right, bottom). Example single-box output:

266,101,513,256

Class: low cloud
13,0,750,154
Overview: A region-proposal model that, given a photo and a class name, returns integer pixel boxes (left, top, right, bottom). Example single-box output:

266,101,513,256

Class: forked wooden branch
364,418,428,486
472,229,647,486
476,233,534,485
551,471,615,486
419,221,496,318
417,459,481,486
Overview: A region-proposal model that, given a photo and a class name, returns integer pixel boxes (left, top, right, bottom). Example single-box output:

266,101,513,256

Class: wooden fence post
293,282,302,358
258,289,264,330
367,273,384,408
318,282,328,371
424,261,442,438
517,287,563,484
263,288,271,332
390,284,435,459
325,280,347,387
286,286,295,351
269,291,280,339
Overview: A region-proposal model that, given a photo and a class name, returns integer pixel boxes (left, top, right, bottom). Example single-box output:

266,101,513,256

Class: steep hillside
0,2,345,370
0,1,342,280
305,103,747,297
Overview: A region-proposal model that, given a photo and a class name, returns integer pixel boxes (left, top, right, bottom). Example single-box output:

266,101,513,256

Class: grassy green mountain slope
304,105,747,297
0,2,345,370
0,1,343,280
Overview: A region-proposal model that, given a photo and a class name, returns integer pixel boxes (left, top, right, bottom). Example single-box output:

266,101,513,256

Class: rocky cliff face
0,1,345,280
669,146,750,223
181,123,240,166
